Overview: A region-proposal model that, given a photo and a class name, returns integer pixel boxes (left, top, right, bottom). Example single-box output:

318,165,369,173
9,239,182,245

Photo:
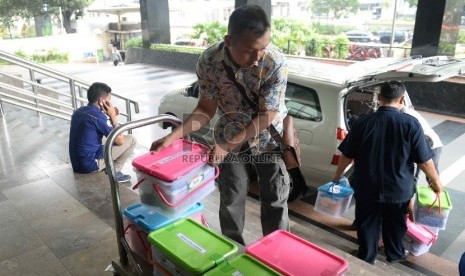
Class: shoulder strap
221,60,285,145
221,60,258,107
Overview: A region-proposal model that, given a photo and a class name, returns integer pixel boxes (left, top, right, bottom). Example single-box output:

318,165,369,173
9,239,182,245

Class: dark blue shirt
339,106,432,203
69,104,113,173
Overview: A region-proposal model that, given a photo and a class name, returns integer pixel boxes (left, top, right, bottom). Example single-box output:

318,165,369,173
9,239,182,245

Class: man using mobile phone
69,82,136,182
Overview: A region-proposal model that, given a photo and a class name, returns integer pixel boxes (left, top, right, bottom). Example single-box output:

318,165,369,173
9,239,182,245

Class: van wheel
162,113,177,129
287,168,308,202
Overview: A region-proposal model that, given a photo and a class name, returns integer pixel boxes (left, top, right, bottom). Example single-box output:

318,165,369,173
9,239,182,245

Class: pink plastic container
132,139,218,216
245,230,349,276
132,139,210,182
403,218,437,256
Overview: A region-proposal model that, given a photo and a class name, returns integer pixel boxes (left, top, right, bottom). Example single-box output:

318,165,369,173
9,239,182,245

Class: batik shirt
197,42,288,155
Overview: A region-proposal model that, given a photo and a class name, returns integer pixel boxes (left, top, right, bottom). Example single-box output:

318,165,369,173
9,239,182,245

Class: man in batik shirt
151,4,290,245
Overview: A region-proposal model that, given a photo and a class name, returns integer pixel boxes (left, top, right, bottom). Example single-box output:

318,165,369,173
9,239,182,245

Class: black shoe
387,250,409,263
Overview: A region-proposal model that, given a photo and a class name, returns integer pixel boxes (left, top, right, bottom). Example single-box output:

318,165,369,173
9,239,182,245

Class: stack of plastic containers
123,139,218,268
132,139,218,217
245,230,349,276
314,177,354,217
148,218,238,275
123,202,204,264
403,217,437,256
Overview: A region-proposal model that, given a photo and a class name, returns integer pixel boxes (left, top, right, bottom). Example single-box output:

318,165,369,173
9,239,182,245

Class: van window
345,88,378,128
285,82,322,122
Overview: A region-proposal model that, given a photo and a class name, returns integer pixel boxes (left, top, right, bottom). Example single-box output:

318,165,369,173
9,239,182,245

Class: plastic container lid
416,186,452,210
317,180,354,198
245,230,349,276
132,139,209,182
148,218,238,274
204,254,282,276
123,202,204,232
406,219,437,245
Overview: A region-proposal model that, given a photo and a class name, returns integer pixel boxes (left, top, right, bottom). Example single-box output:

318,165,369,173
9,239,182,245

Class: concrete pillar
235,0,271,21
139,0,171,47
411,0,462,57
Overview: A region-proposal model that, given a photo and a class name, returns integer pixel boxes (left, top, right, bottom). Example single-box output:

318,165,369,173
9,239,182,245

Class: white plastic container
314,178,353,217
403,218,437,256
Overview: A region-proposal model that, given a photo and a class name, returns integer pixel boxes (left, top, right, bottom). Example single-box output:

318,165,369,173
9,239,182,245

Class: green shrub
29,48,67,63
192,22,227,45
150,44,205,54
458,30,465,44
125,37,143,49
14,49,27,59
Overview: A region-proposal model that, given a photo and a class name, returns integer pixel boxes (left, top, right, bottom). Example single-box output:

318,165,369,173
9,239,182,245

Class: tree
0,0,19,38
192,22,227,45
310,0,359,19
403,0,418,7
0,0,92,36
271,18,314,54
49,0,92,34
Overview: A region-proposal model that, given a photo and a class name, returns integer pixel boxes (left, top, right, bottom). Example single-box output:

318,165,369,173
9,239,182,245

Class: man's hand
150,135,176,153
102,100,117,118
429,179,443,195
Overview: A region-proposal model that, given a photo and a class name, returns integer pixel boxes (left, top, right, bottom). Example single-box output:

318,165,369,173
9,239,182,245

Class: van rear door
345,56,465,89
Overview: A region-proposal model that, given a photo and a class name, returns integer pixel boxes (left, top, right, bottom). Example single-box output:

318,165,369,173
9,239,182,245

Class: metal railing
0,50,139,130
284,39,412,60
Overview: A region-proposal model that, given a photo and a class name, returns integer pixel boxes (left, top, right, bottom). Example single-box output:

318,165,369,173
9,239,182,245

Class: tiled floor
0,63,463,275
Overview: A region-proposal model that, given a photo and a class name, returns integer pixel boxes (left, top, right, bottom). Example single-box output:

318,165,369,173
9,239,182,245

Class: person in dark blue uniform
69,82,136,182
332,81,443,264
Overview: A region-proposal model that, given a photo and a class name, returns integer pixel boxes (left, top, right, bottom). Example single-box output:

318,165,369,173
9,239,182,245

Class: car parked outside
344,30,379,43
173,38,204,47
158,56,464,189
377,30,410,44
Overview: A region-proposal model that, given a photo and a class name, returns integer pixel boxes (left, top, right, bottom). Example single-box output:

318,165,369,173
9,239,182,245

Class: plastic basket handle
123,223,133,234
132,177,146,190
152,166,219,207
427,191,441,214
201,214,210,229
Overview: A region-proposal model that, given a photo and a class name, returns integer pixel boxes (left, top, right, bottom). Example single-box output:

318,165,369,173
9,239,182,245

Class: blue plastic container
314,178,354,217
123,202,204,263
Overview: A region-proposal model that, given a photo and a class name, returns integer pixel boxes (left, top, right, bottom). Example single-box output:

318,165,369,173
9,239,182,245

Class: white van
158,56,465,189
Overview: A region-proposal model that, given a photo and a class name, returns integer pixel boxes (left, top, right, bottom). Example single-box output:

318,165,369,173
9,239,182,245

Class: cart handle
104,114,183,268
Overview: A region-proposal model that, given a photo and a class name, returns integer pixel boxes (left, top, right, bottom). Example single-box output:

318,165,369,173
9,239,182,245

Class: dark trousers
355,197,409,264
217,151,290,245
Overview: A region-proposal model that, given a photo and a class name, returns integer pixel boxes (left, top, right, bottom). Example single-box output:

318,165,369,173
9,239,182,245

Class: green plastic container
415,186,452,229
203,254,282,276
416,186,452,209
148,218,238,275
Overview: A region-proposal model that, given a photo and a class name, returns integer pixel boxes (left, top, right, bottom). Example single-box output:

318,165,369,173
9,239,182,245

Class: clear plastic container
135,164,216,205
403,218,437,256
314,178,353,217
414,187,452,230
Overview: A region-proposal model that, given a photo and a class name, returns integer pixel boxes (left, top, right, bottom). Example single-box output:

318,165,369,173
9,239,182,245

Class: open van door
345,56,465,89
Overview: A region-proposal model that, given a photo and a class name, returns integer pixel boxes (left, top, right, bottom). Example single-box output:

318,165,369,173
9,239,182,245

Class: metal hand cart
104,114,182,276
